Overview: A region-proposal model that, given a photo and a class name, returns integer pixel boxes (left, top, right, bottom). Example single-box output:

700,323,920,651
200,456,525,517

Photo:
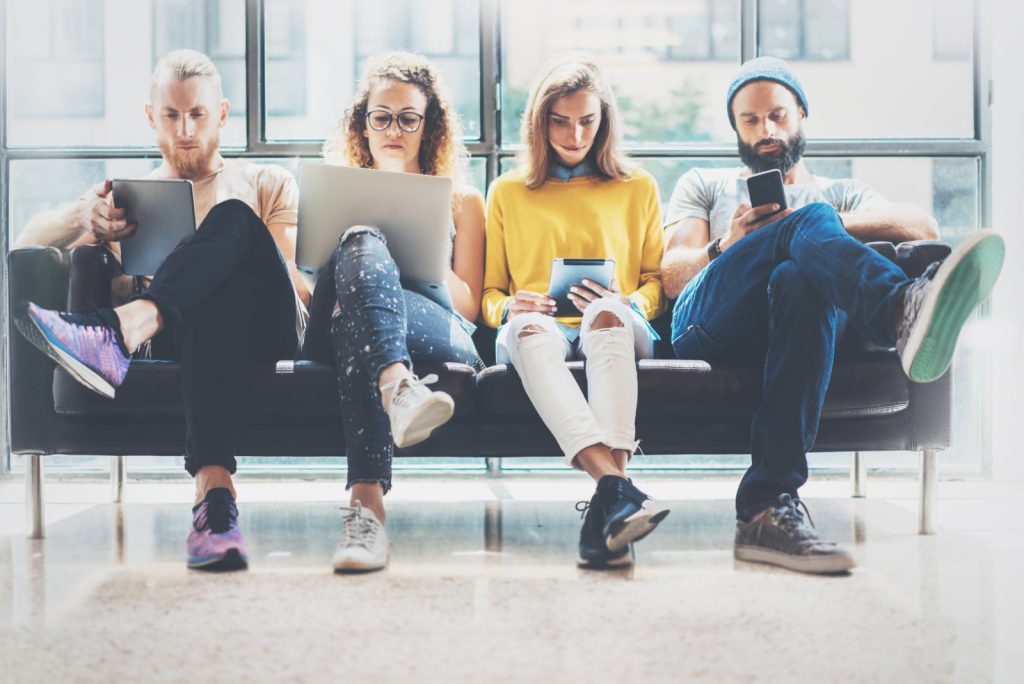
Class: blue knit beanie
726,56,808,130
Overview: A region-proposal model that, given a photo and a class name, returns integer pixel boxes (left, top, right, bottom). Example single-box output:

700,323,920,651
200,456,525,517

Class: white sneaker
383,373,455,448
331,501,389,573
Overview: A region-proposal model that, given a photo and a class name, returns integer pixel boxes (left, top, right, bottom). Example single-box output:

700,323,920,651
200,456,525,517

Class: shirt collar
549,160,592,182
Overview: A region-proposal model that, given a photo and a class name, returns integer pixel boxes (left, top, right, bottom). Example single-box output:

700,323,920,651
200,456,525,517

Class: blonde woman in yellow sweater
483,54,669,568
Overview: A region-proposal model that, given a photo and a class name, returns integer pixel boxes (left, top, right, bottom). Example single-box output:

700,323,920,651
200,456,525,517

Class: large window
263,0,481,142
2,1,989,475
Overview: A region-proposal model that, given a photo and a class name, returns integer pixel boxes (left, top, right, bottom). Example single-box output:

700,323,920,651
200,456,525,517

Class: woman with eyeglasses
301,52,485,572
482,53,668,569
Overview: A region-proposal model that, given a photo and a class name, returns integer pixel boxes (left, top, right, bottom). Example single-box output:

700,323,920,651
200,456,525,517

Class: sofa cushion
475,356,909,420
53,360,479,419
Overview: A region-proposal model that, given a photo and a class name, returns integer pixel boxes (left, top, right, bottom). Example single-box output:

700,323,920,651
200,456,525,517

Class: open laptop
297,164,454,309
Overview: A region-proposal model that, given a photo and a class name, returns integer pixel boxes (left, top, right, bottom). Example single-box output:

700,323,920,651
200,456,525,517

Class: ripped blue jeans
300,227,484,493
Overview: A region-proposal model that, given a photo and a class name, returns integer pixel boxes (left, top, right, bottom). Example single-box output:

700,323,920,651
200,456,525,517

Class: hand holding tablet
547,258,616,317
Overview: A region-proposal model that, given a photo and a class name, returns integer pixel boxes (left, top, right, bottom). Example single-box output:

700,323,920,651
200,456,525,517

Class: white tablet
112,179,196,276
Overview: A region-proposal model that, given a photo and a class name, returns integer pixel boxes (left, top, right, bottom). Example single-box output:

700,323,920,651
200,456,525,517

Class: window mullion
245,0,263,152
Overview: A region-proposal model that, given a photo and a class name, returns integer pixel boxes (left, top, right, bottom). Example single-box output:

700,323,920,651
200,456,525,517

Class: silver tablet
112,178,196,276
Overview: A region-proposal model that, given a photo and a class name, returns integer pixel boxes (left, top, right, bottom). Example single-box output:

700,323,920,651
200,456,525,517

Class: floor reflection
1,482,1021,683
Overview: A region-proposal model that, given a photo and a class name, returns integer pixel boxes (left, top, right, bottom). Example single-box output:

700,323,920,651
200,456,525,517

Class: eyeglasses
365,109,425,133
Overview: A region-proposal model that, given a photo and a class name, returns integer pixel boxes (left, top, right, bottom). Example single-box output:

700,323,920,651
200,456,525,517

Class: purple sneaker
14,302,130,399
187,488,248,571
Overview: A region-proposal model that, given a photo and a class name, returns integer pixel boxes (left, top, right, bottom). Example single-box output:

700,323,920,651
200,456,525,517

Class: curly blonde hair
324,51,467,184
518,52,633,190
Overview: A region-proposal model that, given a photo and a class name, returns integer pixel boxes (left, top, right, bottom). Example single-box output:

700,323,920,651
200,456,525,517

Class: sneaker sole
188,548,248,572
392,394,455,449
577,547,634,569
14,306,117,399
734,544,855,575
605,504,671,552
902,231,1005,383
332,558,388,573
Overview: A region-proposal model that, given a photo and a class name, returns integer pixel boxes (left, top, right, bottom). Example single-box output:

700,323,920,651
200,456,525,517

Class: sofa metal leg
111,456,126,504
851,451,867,498
919,449,937,535
26,454,44,539
486,457,502,476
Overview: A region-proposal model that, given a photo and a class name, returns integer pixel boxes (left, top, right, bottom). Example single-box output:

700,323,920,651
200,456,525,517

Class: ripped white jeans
495,298,655,468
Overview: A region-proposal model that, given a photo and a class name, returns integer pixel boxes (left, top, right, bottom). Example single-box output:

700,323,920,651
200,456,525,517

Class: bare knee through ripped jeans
496,298,654,467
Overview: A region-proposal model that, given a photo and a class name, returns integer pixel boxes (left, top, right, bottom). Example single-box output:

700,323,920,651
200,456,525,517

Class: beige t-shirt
128,160,307,341
147,159,297,234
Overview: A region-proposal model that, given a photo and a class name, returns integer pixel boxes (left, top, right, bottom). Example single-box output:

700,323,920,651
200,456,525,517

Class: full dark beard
737,130,806,175
158,138,220,179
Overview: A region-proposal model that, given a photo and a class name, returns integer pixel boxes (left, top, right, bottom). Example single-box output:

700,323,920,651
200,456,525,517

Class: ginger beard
158,135,220,180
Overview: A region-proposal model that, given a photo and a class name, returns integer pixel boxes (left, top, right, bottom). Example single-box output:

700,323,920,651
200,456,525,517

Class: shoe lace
385,373,439,410
770,494,815,533
56,309,128,356
200,497,236,534
575,500,591,520
338,502,379,550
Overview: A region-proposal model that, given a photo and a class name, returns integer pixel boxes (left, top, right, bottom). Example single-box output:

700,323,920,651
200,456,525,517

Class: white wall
989,0,1024,481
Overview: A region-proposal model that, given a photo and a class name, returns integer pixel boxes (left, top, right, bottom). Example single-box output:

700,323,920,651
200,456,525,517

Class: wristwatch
707,237,723,261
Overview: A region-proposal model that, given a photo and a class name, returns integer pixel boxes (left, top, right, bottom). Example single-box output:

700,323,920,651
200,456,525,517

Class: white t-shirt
665,167,888,240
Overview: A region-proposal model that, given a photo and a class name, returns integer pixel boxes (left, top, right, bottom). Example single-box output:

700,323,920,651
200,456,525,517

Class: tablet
112,179,196,276
548,258,616,317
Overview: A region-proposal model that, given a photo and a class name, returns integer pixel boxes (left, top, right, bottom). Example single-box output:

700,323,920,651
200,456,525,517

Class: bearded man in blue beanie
660,56,1004,574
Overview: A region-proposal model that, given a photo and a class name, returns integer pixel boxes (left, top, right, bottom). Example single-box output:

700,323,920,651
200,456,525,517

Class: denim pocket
671,324,727,361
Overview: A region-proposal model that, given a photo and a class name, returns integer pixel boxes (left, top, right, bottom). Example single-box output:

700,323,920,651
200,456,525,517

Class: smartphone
745,169,787,212
548,258,616,317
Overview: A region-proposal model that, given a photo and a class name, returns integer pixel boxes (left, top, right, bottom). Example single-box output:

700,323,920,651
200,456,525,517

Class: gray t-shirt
665,167,888,240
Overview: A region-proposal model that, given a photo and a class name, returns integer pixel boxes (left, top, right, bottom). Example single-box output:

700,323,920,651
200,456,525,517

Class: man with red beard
660,57,1004,574
14,49,311,572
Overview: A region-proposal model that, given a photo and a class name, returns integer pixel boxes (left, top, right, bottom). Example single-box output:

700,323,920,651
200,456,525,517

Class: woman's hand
568,278,629,314
507,290,557,318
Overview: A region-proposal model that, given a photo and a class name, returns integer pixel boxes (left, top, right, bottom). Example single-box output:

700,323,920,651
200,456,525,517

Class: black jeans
143,199,298,477
301,227,483,494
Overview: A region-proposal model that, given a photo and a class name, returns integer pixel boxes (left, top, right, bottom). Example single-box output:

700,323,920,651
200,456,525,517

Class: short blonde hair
323,51,467,184
150,49,223,99
518,52,633,190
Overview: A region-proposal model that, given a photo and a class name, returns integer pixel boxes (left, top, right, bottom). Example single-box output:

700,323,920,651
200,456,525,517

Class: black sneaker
597,475,671,552
575,495,632,569
734,494,855,575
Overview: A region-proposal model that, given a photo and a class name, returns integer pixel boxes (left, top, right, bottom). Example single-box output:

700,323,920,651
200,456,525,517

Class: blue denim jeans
670,203,911,520
301,227,483,494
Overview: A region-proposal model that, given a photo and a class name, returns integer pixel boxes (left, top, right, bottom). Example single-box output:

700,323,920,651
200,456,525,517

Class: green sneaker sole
905,232,1005,383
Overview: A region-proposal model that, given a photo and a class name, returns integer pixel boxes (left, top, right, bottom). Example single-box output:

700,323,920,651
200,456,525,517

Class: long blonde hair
518,52,633,190
323,51,467,185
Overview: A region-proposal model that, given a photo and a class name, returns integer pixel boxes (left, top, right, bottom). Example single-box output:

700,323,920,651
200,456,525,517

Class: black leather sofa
7,241,953,537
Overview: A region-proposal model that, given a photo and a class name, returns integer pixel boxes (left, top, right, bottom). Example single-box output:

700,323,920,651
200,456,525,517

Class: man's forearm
661,245,710,299
13,201,88,249
840,204,940,243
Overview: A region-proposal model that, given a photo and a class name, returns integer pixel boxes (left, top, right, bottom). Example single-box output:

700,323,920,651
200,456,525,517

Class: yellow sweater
482,167,666,329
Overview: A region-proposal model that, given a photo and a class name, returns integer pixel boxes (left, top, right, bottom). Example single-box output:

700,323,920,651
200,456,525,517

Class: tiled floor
1,474,1022,683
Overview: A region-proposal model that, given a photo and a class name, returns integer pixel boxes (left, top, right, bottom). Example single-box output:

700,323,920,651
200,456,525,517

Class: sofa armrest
68,244,125,311
865,240,951,278
895,240,952,278
7,247,70,454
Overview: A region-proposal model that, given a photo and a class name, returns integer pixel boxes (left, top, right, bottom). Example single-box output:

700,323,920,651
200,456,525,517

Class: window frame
0,0,994,477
